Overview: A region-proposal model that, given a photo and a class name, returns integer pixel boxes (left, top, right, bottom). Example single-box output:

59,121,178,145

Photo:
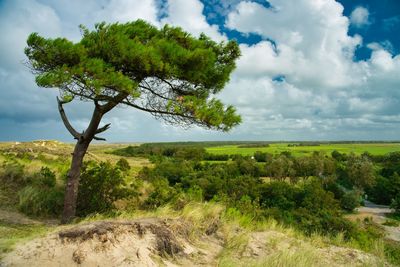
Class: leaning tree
25,20,241,223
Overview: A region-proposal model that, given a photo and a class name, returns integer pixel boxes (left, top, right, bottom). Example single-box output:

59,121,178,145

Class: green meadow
206,143,400,156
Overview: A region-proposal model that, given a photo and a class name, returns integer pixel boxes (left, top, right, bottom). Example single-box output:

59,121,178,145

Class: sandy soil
2,217,392,267
356,200,400,242
1,218,222,267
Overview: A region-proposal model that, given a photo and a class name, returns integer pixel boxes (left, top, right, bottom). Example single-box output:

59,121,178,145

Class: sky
0,0,399,142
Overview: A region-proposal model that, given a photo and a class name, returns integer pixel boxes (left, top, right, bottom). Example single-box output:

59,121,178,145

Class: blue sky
0,0,399,142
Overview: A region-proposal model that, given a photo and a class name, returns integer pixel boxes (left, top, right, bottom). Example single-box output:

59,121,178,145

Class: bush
18,167,63,217
143,178,178,209
116,158,131,172
29,167,57,187
341,191,360,212
76,161,135,216
18,185,64,216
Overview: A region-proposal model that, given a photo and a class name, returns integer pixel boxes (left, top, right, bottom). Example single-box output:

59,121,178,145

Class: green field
206,143,400,156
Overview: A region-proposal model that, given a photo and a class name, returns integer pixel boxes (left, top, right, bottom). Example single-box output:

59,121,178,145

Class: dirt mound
1,217,391,267
1,218,221,267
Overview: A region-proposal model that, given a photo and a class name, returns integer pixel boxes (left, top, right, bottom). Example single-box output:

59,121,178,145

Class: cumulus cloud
222,0,400,140
226,0,365,89
161,0,226,41
0,0,399,141
350,6,371,28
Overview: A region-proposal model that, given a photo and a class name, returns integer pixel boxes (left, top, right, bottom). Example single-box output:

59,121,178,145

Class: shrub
340,191,360,212
143,178,178,209
29,167,57,187
76,161,135,216
18,185,64,216
18,167,63,217
116,158,131,172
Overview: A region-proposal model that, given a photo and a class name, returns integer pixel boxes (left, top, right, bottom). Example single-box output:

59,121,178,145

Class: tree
25,20,241,223
346,154,376,190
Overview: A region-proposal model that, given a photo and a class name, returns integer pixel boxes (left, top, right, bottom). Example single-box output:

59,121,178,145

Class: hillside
1,141,400,266
1,204,390,267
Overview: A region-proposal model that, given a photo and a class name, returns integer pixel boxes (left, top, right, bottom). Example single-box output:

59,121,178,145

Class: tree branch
96,123,111,134
93,136,106,141
121,99,195,119
56,97,81,140
139,84,171,101
100,92,130,113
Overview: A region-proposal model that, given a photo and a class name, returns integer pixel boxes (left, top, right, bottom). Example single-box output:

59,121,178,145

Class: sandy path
357,200,400,242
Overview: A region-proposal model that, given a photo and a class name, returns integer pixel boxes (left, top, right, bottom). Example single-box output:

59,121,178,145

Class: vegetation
25,20,241,223
206,142,400,156
77,161,136,216
1,141,400,265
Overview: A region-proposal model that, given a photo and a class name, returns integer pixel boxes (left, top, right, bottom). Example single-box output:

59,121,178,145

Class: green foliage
382,219,399,227
366,175,394,204
116,158,131,172
390,194,400,214
340,191,361,212
0,160,25,187
29,167,57,187
18,186,64,217
112,144,207,161
76,161,135,216
384,240,400,266
141,157,357,237
345,154,376,190
25,20,241,131
143,178,179,209
18,168,64,217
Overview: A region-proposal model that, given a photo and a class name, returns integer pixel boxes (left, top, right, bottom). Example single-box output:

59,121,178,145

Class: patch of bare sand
1,218,223,267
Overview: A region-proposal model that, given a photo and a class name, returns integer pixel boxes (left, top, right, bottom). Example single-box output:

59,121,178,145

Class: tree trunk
58,93,128,224
60,106,104,224
60,140,90,224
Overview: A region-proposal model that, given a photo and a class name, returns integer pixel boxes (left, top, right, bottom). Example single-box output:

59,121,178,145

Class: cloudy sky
0,0,399,142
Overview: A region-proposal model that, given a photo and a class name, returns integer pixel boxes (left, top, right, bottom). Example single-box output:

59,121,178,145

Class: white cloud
161,0,226,41
0,0,62,70
226,0,366,90
350,6,371,28
97,0,159,26
221,0,400,140
0,0,399,141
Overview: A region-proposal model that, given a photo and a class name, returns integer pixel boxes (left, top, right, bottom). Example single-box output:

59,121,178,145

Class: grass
386,213,400,221
0,200,394,266
382,219,400,227
0,222,51,259
206,143,400,156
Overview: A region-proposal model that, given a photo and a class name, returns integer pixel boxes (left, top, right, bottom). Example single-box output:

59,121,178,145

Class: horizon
4,139,400,144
